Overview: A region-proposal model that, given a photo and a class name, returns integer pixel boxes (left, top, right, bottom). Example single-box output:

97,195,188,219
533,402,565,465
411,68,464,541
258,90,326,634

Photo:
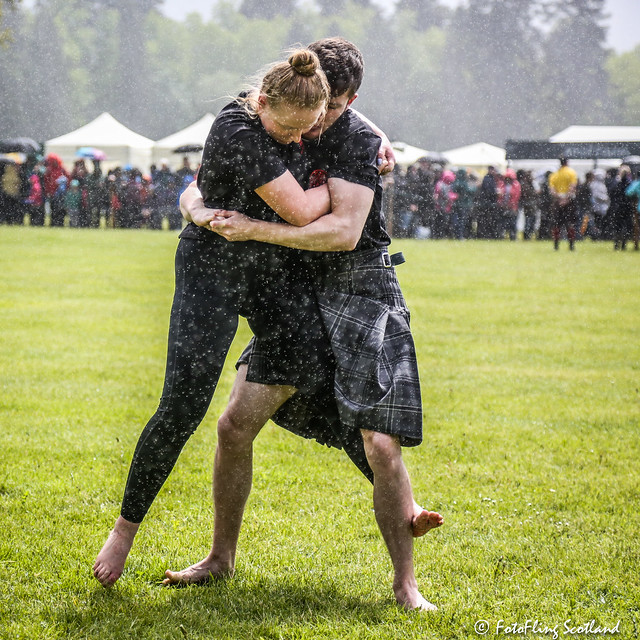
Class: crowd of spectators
387,158,640,249
0,154,196,230
1,151,639,250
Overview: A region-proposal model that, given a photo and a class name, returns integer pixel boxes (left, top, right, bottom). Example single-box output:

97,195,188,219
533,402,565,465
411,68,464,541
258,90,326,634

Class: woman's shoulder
201,99,277,168
210,100,261,140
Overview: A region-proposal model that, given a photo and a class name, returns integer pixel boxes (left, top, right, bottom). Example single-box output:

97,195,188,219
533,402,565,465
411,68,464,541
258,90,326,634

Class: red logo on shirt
309,169,328,188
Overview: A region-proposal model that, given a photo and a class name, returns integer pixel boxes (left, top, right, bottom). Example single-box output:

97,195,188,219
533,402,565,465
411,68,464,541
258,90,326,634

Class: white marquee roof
391,141,432,166
549,126,640,143
154,113,215,149
442,142,506,169
46,112,154,149
45,112,154,170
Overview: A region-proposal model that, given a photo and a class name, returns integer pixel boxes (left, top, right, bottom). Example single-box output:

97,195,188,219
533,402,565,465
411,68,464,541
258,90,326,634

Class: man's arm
350,108,395,175
209,178,373,252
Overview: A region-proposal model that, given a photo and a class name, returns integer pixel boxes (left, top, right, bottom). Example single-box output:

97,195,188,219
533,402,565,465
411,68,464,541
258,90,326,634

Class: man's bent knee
217,410,257,451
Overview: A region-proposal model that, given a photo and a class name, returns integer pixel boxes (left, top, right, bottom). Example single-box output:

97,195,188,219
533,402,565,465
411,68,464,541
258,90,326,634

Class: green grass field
1,227,639,639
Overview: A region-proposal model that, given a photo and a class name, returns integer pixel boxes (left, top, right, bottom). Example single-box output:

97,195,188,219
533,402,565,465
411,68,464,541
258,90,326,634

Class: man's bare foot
394,583,438,612
162,557,234,586
93,517,140,587
411,507,443,538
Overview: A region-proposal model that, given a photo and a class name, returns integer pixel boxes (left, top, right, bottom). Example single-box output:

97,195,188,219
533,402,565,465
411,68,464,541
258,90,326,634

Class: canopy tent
506,126,640,177
45,113,154,171
391,141,433,167
153,113,215,168
549,125,640,143
441,142,507,171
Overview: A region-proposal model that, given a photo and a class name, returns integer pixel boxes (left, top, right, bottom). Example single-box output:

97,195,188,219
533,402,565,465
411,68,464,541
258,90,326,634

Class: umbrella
173,144,203,154
0,137,40,155
419,151,449,164
76,146,107,161
0,152,26,165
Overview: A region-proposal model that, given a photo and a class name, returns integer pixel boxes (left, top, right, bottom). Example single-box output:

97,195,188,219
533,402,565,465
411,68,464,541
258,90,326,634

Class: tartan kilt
314,250,423,446
240,248,423,452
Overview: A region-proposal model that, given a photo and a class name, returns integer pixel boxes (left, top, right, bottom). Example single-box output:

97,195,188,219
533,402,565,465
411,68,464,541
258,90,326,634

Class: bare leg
163,366,296,585
93,516,140,587
361,429,437,611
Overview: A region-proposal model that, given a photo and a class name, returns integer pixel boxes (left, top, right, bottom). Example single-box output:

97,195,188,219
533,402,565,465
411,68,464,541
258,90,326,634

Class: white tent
441,142,507,171
508,125,640,177
153,113,215,168
549,125,640,143
45,112,154,171
391,141,432,167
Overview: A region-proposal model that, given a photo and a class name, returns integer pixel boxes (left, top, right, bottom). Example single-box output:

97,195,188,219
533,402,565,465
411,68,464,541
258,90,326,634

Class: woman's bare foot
411,506,443,538
93,517,140,587
162,556,234,586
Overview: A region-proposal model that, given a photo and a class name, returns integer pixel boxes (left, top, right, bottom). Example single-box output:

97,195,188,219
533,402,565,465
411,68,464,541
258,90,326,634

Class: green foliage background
0,0,639,150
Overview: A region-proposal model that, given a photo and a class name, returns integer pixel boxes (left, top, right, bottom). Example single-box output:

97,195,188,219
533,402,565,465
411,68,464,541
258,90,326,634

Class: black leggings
120,238,333,522
121,239,241,522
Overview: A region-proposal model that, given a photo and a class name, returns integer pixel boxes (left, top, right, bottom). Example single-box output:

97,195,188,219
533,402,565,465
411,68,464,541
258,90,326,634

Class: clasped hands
190,201,253,241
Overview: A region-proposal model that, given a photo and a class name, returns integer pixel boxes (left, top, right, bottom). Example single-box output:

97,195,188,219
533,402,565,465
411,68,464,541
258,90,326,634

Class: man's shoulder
322,109,380,148
345,110,381,146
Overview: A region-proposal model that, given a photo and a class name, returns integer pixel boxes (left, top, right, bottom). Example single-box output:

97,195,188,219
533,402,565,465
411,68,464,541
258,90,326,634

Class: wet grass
1,227,639,639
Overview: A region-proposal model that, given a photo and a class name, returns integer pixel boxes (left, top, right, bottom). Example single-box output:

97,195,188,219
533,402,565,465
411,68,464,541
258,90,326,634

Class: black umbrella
417,151,449,164
0,137,41,155
173,144,203,153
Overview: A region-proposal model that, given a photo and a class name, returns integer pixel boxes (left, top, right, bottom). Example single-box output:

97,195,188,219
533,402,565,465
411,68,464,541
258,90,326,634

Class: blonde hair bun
288,49,319,77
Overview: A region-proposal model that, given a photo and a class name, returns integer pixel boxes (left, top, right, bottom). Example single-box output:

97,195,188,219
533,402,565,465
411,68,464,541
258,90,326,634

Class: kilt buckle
381,251,405,268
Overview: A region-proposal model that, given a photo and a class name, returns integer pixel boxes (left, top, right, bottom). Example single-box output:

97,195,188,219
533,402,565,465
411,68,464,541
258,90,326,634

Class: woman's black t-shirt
176,99,332,393
180,98,305,242
177,97,307,313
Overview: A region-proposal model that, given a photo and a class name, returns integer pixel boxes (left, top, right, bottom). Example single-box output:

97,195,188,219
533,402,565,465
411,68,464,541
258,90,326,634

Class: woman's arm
179,181,223,228
254,171,330,226
180,178,331,230
210,178,373,252
182,172,330,229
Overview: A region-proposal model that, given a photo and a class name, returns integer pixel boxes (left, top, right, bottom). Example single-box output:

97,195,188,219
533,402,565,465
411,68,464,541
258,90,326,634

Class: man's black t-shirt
304,109,390,252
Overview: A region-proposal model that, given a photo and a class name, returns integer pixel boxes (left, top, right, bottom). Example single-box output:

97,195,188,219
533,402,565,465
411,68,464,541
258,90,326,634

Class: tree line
0,0,638,151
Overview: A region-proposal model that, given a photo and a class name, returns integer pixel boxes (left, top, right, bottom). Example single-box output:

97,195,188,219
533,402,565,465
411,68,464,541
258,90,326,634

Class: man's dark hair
559,157,569,166
308,37,364,98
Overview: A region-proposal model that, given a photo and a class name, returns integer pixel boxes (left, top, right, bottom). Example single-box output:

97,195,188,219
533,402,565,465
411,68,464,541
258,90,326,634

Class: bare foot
394,583,438,612
93,517,140,587
408,594,438,612
411,507,443,538
162,557,234,586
